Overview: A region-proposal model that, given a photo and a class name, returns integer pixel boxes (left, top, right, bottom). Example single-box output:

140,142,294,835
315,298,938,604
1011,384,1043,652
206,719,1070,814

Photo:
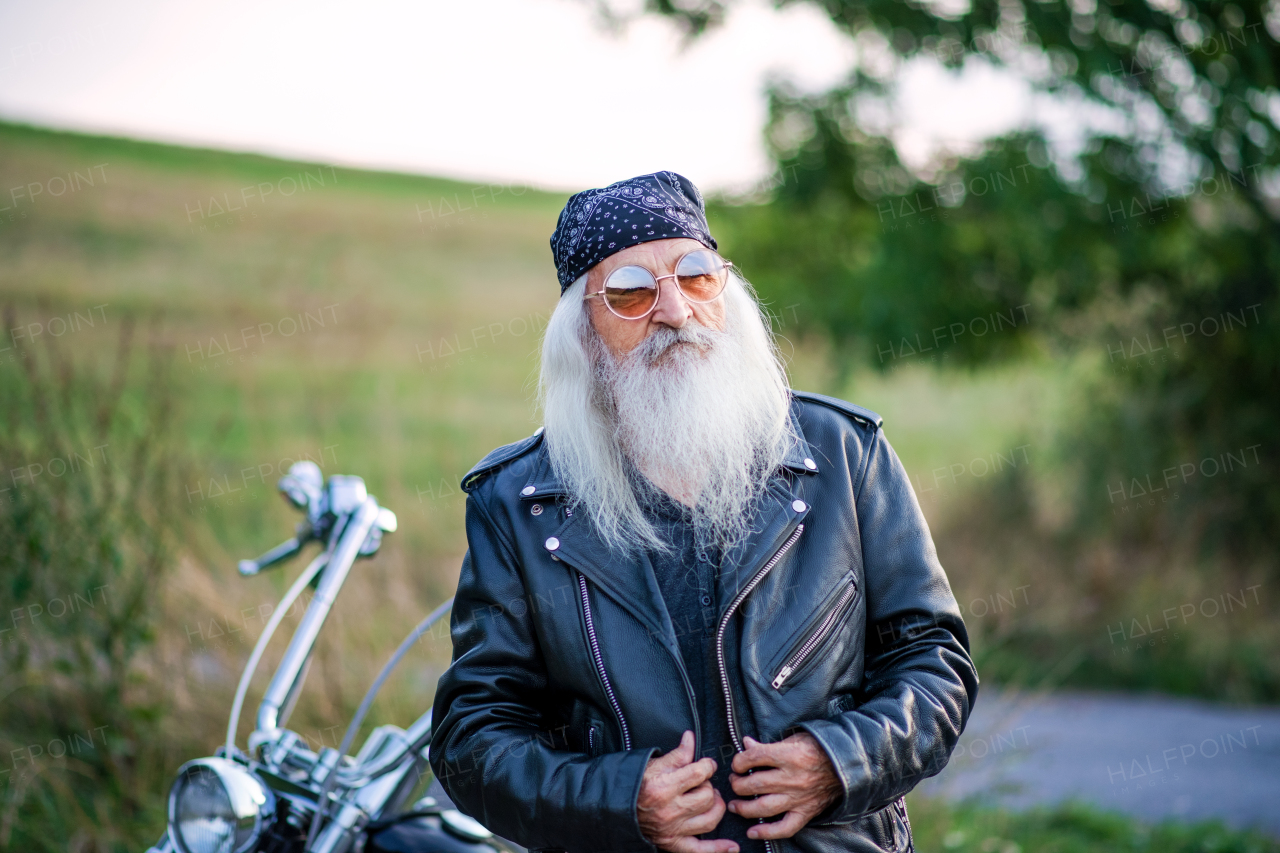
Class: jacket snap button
804,457,817,470
530,504,543,516
521,486,536,496
701,594,712,606
545,537,560,551
792,499,807,513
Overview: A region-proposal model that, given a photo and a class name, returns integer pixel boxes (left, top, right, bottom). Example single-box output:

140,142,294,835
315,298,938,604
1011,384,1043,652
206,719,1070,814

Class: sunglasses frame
584,248,734,320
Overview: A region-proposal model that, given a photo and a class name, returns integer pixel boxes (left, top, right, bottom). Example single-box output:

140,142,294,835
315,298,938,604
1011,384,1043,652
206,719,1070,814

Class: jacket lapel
521,395,819,641
715,477,806,613
546,510,672,639
517,447,671,639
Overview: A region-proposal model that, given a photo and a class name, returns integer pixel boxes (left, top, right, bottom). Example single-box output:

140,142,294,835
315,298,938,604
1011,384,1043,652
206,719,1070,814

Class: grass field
903,796,1280,853
0,120,1058,548
1,120,1274,849
0,118,1059,661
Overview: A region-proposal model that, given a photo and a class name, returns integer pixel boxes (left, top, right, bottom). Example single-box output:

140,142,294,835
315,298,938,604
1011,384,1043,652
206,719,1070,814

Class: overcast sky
0,0,1030,193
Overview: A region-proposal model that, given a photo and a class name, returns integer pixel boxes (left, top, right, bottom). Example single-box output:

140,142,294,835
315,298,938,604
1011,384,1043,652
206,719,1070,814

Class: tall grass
0,310,187,850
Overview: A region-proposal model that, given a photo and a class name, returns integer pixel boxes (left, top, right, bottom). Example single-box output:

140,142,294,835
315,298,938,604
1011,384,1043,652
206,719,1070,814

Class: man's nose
649,275,693,328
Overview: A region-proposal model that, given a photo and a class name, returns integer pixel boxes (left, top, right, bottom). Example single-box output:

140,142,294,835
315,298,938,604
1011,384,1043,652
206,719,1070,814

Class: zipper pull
771,666,794,690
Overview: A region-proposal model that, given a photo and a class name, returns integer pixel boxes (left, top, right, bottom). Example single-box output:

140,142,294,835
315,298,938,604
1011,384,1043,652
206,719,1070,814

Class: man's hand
638,730,740,853
727,732,842,840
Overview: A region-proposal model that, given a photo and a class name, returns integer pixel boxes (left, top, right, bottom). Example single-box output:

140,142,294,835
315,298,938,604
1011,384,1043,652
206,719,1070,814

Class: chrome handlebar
237,463,398,578
255,497,383,738
224,461,401,750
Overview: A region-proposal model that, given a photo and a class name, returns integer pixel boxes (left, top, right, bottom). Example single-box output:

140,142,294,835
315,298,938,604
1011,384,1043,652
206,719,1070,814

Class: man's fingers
675,788,728,835
674,729,695,761
730,738,784,774
651,730,697,771
673,780,718,816
662,756,718,794
727,792,791,820
640,775,719,840
727,768,790,798
662,837,739,853
642,767,716,824
747,810,808,841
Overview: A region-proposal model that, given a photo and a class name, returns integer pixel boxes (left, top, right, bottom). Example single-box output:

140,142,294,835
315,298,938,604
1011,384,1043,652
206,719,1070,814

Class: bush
0,309,186,852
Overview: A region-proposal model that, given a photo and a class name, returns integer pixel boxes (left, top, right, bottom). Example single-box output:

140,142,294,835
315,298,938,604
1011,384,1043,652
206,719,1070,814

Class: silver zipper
715,522,804,750
895,796,914,851
587,725,595,753
577,572,631,750
715,523,804,853
771,579,858,689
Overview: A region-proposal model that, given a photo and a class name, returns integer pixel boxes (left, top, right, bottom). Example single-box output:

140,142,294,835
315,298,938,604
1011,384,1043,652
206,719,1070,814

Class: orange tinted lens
675,250,727,301
604,266,658,317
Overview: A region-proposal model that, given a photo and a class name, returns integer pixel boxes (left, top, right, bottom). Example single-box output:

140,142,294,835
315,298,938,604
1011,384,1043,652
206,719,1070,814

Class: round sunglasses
584,248,733,320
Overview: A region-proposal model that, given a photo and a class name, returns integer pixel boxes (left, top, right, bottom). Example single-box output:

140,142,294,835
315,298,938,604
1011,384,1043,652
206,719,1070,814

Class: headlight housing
167,758,275,853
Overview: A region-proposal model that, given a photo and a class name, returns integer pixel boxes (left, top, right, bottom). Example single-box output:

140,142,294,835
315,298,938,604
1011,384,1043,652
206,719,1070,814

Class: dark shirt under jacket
632,472,762,853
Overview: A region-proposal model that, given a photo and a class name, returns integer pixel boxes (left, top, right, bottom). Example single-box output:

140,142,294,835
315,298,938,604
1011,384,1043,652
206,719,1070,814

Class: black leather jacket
429,390,978,853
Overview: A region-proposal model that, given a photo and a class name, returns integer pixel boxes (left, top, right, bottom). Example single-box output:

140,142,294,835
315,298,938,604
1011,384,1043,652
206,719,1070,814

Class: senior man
428,171,978,853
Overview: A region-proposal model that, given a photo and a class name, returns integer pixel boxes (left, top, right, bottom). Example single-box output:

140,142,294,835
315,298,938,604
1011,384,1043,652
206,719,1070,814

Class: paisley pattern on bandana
549,171,718,294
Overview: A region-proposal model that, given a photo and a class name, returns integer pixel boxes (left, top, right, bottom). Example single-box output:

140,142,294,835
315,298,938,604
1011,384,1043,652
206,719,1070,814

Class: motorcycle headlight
167,758,275,853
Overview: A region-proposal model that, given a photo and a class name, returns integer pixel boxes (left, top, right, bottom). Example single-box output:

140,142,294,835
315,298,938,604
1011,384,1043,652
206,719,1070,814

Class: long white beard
539,274,796,558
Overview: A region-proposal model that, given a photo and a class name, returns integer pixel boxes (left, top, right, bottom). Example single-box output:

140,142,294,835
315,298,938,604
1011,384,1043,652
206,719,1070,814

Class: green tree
634,0,1280,557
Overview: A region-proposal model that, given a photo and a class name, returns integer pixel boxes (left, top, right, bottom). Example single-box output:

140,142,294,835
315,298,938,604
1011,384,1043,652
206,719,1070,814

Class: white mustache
629,323,721,366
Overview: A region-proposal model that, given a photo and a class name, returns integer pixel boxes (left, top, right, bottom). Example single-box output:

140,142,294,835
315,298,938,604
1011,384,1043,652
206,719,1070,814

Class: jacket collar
522,392,816,642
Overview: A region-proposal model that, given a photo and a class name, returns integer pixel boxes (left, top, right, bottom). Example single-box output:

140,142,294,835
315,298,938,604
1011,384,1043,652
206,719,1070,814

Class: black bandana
549,171,718,294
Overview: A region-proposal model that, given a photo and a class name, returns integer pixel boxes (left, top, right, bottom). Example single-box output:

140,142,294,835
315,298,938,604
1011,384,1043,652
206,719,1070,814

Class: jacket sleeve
428,485,661,852
792,425,979,824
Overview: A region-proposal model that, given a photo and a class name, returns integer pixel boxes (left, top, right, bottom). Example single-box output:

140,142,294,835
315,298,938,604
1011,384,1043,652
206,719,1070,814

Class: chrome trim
256,497,381,736
144,832,175,853
228,551,329,756
441,809,493,842
167,758,274,853
577,572,631,750
308,801,369,853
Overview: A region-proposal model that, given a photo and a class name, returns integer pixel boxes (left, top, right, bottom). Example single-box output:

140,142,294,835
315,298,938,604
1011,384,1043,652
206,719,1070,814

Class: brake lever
238,525,312,576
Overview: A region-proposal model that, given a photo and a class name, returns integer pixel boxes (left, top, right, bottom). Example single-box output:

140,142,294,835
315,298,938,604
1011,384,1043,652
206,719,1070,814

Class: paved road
915,689,1280,834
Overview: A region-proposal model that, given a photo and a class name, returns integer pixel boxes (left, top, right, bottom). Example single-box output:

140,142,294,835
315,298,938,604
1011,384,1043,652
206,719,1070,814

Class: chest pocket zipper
770,577,859,690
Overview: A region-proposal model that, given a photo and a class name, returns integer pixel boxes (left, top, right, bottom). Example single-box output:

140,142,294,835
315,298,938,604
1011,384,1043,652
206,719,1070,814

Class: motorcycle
145,461,514,853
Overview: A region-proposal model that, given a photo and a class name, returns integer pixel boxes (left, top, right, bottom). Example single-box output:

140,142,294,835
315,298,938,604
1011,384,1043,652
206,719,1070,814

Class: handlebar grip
238,537,303,576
